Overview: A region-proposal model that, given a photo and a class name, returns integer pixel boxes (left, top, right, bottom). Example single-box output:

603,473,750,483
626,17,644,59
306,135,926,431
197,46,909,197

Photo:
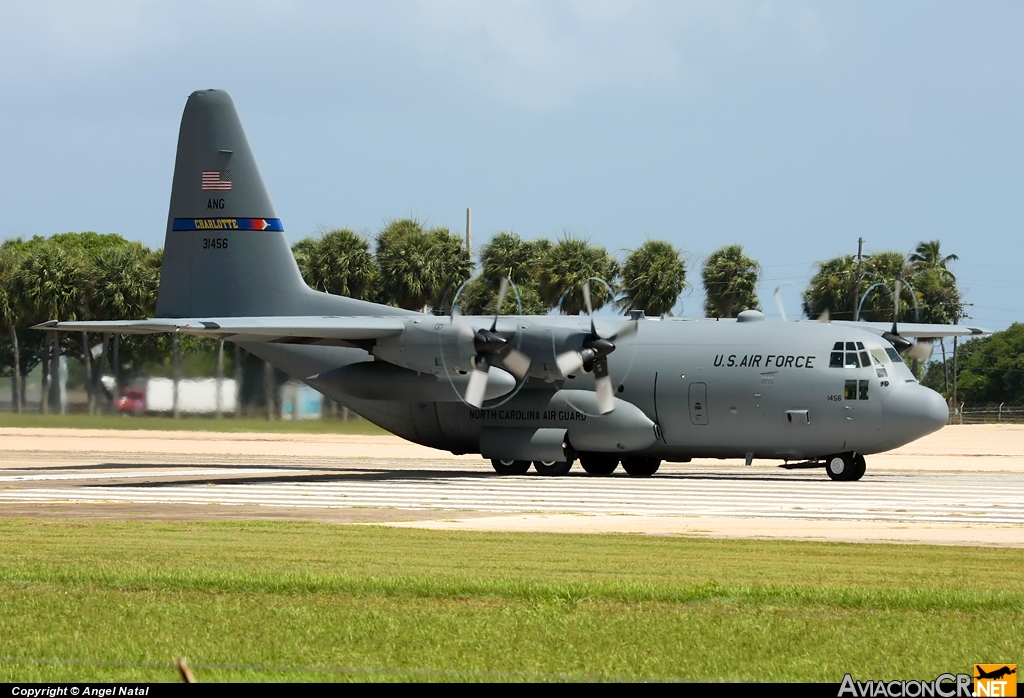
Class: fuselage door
689,382,708,425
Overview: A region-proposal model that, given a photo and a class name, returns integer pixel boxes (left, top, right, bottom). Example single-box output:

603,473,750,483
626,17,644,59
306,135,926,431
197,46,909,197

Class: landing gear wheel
533,460,573,476
490,458,530,476
851,454,866,481
621,457,661,477
579,453,619,475
825,453,855,481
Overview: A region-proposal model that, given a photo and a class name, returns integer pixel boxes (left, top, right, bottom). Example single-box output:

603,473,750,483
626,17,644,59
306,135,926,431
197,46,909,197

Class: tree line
1,221,1013,413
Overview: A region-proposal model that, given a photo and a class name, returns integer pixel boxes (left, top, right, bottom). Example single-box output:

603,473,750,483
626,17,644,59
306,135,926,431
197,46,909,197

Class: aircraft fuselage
245,314,949,463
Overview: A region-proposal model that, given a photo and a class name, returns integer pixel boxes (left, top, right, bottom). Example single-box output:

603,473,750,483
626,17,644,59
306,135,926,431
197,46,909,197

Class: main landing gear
824,452,866,482
489,455,663,477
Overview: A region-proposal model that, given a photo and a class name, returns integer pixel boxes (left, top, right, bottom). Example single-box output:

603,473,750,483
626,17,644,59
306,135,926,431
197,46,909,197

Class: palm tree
15,241,89,412
537,235,619,314
376,219,435,310
701,245,761,318
458,232,548,316
291,237,318,286
909,240,958,279
457,276,548,315
617,240,687,316
376,220,471,312
479,232,543,288
802,255,857,321
90,243,160,396
909,241,960,392
295,228,379,300
857,251,914,323
0,245,25,412
424,227,472,313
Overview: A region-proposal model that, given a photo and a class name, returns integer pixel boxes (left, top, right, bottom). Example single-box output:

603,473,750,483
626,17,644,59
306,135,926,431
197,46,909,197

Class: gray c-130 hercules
40,89,988,481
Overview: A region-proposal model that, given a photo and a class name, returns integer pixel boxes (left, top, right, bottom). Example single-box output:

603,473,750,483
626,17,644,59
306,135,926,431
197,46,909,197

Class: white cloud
399,0,684,108
0,1,833,109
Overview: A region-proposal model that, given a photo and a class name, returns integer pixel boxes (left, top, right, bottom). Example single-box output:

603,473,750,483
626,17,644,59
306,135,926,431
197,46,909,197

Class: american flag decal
201,170,232,191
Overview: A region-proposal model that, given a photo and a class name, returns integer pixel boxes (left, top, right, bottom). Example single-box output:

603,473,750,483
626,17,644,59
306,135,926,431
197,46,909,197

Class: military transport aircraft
39,89,988,481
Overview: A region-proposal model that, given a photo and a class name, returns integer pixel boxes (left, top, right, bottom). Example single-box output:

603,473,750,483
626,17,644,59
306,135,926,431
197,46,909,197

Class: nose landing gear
825,452,866,481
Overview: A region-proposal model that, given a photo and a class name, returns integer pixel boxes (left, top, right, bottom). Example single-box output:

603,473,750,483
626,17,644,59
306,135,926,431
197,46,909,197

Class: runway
0,426,1022,546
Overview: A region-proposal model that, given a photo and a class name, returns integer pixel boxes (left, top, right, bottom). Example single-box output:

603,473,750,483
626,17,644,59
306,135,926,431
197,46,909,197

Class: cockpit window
831,341,898,369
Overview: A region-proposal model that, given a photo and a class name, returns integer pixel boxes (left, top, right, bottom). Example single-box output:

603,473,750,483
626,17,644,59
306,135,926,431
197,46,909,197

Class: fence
949,404,1024,425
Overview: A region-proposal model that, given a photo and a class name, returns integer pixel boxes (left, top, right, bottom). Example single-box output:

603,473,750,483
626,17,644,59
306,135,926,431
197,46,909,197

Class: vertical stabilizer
155,89,397,319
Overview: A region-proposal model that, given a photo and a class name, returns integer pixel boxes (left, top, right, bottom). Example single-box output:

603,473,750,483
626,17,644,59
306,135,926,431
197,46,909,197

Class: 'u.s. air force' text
714,354,816,369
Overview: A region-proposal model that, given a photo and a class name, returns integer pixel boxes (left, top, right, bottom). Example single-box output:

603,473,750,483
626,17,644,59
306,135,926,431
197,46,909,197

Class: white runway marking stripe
1,466,1023,525
0,468,292,483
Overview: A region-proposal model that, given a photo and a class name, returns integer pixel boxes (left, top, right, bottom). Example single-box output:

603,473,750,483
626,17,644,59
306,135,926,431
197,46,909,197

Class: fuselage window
859,351,871,367
845,342,857,351
845,352,860,368
856,342,865,350
833,342,844,351
844,379,871,400
830,352,844,368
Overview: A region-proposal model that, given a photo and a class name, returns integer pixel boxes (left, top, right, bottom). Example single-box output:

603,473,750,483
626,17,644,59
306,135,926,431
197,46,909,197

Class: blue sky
1,1,1021,330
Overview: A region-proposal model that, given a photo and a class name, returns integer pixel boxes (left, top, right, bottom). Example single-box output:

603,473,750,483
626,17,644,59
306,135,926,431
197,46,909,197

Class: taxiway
0,425,1021,547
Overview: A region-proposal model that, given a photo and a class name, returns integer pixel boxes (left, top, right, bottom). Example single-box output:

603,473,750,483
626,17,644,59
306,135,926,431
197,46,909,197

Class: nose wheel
825,453,866,481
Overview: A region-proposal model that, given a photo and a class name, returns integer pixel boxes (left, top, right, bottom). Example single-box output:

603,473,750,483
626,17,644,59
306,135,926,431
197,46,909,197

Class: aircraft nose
882,383,949,446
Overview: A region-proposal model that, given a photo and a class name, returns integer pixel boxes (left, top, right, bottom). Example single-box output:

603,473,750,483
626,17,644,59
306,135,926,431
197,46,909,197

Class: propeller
774,285,789,323
908,339,934,362
554,280,637,414
880,279,913,353
453,278,532,408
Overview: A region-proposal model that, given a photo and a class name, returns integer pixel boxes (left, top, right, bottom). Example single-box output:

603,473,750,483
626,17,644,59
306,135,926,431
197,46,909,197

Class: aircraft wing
834,321,989,339
33,316,407,341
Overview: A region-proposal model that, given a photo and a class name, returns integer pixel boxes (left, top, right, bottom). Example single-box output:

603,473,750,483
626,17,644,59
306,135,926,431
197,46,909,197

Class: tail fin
155,89,397,319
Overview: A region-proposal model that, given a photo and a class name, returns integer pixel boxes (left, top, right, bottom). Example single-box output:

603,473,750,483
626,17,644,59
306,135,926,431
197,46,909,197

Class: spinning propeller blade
554,279,637,414
501,348,531,379
450,277,531,406
908,339,934,362
774,286,789,323
464,363,490,408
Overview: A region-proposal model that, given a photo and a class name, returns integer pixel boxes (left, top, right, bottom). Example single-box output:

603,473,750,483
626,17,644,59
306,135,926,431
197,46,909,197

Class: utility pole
853,237,864,321
214,339,224,419
465,208,472,258
172,333,181,420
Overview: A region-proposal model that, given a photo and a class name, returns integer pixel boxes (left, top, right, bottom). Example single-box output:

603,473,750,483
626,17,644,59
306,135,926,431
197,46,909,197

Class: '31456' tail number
202,238,229,250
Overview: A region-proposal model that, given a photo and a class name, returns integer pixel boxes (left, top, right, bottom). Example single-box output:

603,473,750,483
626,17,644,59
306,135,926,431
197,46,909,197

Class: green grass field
0,412,387,434
0,521,1020,682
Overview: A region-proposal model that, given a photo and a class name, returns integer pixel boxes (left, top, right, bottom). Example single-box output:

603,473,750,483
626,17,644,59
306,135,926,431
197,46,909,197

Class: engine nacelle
309,360,515,402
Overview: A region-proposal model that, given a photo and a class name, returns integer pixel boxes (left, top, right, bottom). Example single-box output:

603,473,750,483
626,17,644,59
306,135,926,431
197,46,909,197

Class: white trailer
144,378,237,414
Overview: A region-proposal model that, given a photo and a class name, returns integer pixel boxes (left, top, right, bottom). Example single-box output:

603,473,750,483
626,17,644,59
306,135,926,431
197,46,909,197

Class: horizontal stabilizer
833,321,989,339
34,316,406,342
